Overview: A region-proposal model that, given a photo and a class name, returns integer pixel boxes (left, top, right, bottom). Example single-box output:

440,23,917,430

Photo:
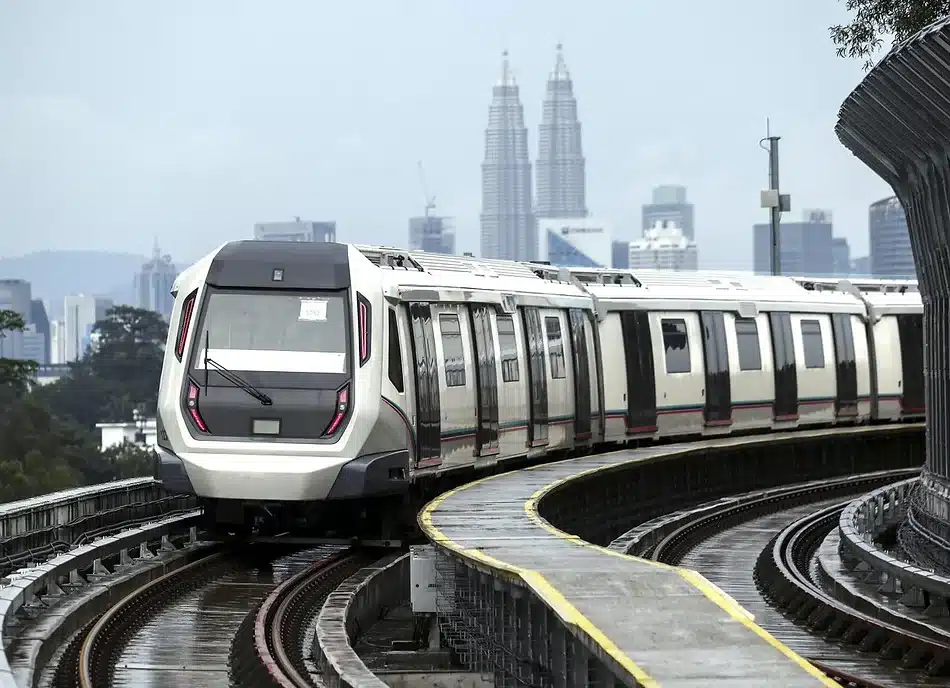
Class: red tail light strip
186,380,208,432
323,385,349,436
357,293,371,367
175,290,198,361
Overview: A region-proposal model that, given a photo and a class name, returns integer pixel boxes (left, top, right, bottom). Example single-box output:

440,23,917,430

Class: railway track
644,467,950,687
230,548,376,687
757,501,950,680
53,546,233,687
649,469,920,566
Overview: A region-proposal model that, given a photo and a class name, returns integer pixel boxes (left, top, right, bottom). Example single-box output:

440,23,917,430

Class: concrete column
837,16,950,567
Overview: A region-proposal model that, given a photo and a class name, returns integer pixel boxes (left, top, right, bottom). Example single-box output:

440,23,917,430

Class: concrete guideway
419,426,923,687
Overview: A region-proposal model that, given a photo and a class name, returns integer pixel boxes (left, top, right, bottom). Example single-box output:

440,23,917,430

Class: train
154,240,924,537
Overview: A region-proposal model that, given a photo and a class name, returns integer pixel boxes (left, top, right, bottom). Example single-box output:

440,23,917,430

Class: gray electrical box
410,545,438,614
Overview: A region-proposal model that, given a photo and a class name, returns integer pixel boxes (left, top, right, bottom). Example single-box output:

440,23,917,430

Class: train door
469,305,500,456
897,313,925,415
495,311,527,456
831,313,858,419
768,311,798,421
408,303,441,466
700,311,732,426
434,306,478,465
620,311,657,434
521,306,549,448
567,309,592,442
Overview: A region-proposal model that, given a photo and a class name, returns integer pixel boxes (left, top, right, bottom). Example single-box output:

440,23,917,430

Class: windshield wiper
203,332,272,406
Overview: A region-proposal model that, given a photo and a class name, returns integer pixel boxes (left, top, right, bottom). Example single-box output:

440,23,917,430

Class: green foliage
101,441,157,481
0,309,37,395
37,305,167,427
0,305,168,502
831,0,950,68
0,394,100,502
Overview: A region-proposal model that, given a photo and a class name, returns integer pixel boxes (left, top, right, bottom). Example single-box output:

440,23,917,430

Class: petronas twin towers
480,45,588,261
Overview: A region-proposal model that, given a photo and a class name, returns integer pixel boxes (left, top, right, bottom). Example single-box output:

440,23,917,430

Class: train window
387,309,404,393
801,319,825,369
545,316,566,379
439,314,466,387
735,318,762,371
661,319,691,374
497,315,520,383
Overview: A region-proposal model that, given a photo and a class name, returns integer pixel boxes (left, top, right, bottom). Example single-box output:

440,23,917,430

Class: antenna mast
417,161,436,218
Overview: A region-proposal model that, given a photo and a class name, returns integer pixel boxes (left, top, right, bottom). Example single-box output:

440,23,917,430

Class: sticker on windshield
299,298,328,322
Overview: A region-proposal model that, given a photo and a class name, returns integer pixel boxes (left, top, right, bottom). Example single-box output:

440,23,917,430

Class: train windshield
194,290,349,373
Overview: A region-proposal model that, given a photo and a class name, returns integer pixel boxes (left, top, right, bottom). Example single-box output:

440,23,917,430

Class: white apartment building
629,220,699,271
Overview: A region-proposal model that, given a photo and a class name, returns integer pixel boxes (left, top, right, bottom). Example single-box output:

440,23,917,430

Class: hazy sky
0,0,892,270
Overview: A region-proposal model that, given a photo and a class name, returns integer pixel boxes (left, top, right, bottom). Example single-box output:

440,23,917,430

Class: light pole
759,120,791,276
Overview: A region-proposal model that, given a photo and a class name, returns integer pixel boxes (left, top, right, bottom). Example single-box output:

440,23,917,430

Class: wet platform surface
108,546,343,688
421,434,843,687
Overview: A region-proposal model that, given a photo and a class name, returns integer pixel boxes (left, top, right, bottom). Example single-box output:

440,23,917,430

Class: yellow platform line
419,449,839,687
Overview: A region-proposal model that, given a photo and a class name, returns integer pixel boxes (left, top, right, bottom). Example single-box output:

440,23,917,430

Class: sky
0,0,894,270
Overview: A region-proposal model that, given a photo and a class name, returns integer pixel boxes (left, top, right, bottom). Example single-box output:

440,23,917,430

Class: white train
154,241,924,536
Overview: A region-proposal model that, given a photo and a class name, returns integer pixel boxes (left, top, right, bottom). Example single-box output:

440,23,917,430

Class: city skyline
0,1,893,271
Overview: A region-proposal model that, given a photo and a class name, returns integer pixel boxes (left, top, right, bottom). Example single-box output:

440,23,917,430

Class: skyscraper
135,241,178,320
869,196,916,278
480,51,535,261
642,185,695,240
536,44,587,220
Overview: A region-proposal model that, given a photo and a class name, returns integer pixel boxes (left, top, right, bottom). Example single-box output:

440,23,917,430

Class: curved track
757,502,950,681
44,544,365,688
231,549,374,687
651,469,950,687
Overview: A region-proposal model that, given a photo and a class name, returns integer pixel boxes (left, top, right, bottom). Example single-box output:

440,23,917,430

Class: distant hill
0,250,147,319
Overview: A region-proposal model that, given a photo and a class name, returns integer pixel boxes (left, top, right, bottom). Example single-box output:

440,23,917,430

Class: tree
0,309,38,396
35,305,167,427
831,0,950,68
100,441,157,480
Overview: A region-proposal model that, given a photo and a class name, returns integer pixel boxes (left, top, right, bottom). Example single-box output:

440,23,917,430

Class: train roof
178,242,922,318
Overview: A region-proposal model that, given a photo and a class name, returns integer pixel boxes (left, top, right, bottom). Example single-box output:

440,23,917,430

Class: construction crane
417,161,436,219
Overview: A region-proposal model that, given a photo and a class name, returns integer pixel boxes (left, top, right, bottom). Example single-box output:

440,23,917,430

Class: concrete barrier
0,478,195,577
0,511,201,687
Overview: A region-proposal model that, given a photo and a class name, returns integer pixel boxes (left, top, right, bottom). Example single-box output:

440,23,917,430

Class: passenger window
545,316,566,379
497,315,520,383
662,319,691,374
439,314,466,387
801,319,825,369
735,318,762,371
387,309,404,393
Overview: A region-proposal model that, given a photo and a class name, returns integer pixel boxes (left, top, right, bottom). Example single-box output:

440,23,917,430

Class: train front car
155,241,406,537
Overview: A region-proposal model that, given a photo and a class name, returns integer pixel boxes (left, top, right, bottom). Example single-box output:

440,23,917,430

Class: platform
420,432,847,687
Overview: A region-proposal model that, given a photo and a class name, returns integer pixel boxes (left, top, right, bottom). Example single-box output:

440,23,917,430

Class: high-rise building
409,216,455,255
611,241,631,269
253,219,337,243
536,44,587,220
480,52,535,261
0,280,47,364
629,220,698,271
538,218,611,267
869,196,916,278
63,294,112,362
832,237,851,276
753,209,834,276
0,279,31,321
642,185,695,241
135,241,178,320
29,299,50,365
851,255,871,276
